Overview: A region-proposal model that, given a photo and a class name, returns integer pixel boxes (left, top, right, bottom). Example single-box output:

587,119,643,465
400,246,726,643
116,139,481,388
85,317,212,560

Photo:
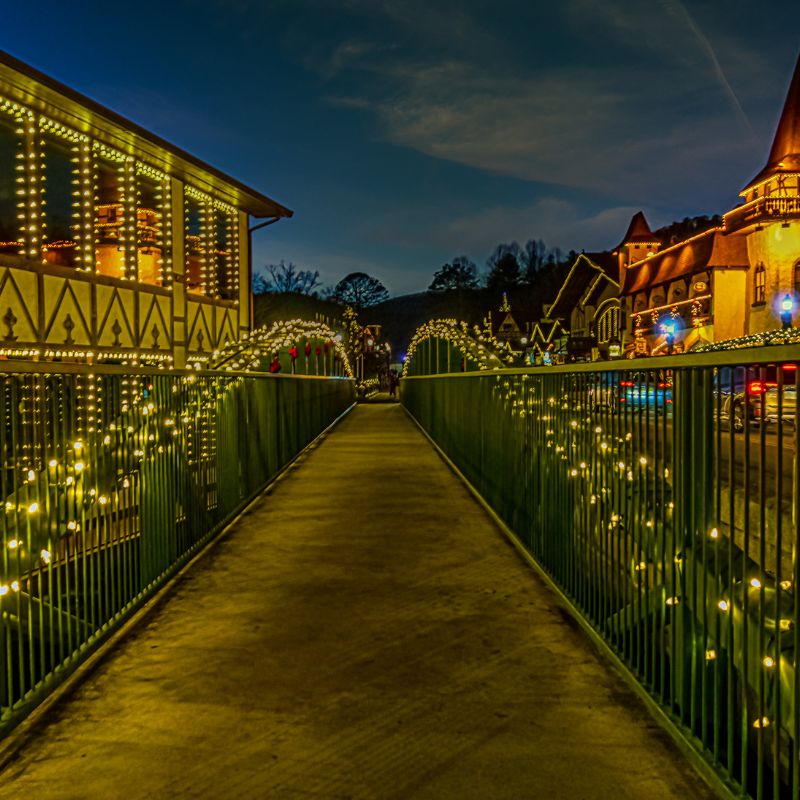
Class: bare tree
260,260,322,295
252,272,269,295
522,239,548,281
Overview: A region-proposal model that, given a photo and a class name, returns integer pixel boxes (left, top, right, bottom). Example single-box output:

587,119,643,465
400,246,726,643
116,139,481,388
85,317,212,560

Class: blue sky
4,1,799,294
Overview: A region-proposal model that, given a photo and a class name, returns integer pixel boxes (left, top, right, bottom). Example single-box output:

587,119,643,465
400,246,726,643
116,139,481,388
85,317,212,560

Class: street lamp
661,320,677,355
781,294,794,329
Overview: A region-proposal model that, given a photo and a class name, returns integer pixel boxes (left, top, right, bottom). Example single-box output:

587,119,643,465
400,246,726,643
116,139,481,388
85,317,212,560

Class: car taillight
620,381,634,387
749,381,778,394
657,382,670,389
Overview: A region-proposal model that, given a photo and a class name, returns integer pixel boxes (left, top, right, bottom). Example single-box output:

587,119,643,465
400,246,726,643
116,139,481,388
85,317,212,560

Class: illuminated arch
208,319,353,377
403,319,506,376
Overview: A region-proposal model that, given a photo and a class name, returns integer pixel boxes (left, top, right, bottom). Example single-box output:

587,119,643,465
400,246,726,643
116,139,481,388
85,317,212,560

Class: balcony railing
725,196,800,231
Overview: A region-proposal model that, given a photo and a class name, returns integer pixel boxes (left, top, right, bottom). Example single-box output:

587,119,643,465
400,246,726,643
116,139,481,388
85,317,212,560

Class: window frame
753,263,766,305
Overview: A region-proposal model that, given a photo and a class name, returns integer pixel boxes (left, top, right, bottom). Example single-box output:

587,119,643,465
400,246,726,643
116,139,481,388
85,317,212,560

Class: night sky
5,1,798,294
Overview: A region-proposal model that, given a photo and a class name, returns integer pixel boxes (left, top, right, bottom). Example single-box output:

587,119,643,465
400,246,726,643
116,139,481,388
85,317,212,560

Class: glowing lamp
660,319,677,354
781,294,794,329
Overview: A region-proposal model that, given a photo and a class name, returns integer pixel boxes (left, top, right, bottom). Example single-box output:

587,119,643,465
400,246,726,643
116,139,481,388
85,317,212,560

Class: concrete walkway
0,404,715,799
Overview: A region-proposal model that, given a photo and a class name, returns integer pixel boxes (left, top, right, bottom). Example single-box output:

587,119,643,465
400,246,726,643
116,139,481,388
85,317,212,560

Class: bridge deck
0,404,714,799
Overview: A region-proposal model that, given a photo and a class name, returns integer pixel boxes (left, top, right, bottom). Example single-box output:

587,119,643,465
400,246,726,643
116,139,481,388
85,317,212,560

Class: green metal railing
403,340,800,800
0,363,353,735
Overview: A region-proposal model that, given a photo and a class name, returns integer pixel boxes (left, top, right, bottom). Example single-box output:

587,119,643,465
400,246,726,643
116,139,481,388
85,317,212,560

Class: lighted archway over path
403,319,506,376
208,320,354,377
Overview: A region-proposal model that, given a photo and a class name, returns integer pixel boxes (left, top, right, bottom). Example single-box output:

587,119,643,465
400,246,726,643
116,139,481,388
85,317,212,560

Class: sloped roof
0,50,292,218
623,229,748,295
743,52,800,192
546,252,618,320
531,318,566,346
618,211,659,246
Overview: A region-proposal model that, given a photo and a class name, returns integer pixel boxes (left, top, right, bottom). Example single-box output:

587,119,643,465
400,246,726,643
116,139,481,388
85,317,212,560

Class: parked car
717,364,798,429
589,371,672,413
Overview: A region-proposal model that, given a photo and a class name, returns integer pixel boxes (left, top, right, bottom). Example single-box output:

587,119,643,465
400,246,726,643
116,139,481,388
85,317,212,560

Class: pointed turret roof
618,211,659,246
743,52,800,192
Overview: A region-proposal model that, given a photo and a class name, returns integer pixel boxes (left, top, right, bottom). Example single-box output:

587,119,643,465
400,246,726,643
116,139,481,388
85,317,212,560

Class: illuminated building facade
541,213,651,360
0,51,291,367
621,53,800,355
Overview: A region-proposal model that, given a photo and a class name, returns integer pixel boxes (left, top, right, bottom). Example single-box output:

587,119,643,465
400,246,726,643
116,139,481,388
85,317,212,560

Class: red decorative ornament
304,342,312,357
315,345,322,356
324,341,333,353
288,346,298,361
269,357,281,373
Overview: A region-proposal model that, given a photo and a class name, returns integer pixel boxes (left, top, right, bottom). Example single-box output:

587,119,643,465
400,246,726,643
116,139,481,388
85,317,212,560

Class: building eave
0,50,293,219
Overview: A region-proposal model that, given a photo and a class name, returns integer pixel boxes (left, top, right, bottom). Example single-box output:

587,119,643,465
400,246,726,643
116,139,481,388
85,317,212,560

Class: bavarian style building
0,51,291,367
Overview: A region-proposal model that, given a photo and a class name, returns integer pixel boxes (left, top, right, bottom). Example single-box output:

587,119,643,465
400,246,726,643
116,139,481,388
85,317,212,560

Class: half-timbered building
0,51,291,367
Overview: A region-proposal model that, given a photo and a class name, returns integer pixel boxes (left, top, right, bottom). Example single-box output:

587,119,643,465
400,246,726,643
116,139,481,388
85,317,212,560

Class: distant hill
252,260,572,355
367,266,570,355
653,214,721,246
253,292,344,330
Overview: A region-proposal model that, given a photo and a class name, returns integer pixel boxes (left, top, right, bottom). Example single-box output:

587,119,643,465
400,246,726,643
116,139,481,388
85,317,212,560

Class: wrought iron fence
402,342,800,800
0,362,353,734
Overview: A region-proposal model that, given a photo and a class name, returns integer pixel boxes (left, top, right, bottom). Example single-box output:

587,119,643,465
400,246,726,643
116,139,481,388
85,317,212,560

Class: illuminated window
214,208,233,300
597,306,620,343
136,169,163,285
41,134,78,268
184,190,238,299
94,155,125,277
794,261,800,294
753,263,766,304
184,195,204,293
0,112,21,256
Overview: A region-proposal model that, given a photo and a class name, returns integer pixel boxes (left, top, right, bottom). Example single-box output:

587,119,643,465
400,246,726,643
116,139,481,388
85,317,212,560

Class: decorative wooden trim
185,290,238,309
0,256,174,296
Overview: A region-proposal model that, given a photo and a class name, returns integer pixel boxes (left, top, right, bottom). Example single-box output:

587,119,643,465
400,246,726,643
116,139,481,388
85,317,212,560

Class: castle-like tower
723,53,800,333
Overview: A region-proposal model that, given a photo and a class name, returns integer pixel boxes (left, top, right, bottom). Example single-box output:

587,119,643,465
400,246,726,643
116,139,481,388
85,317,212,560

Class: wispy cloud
347,60,753,205
306,1,766,206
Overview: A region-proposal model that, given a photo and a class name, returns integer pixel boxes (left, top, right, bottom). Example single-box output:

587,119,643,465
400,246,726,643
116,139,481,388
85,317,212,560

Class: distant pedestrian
388,369,399,399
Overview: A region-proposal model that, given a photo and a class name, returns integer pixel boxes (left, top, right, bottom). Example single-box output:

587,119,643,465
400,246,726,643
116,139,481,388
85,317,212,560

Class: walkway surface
0,404,715,799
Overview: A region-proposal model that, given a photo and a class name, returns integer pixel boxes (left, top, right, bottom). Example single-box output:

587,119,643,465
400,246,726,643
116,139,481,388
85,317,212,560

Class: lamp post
781,294,794,329
661,320,676,355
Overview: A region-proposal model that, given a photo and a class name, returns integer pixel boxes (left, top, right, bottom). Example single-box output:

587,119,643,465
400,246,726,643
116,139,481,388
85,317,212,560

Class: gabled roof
622,229,747,295
618,211,659,246
531,318,566,347
545,252,619,320
743,52,800,193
